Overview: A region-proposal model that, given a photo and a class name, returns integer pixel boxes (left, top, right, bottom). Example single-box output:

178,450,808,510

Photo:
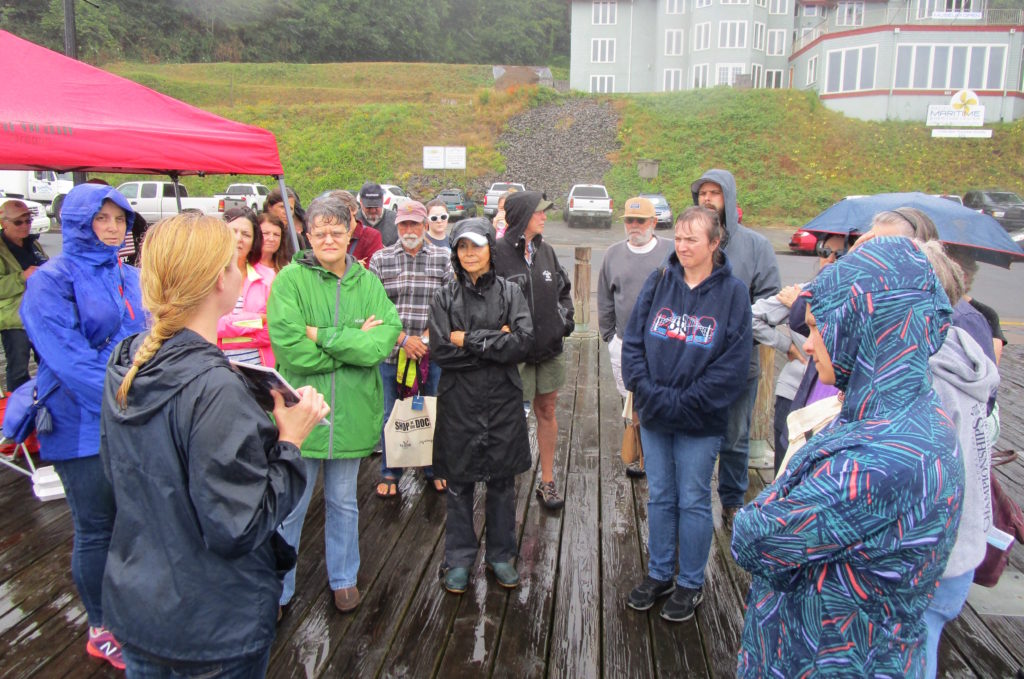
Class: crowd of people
0,165,1008,677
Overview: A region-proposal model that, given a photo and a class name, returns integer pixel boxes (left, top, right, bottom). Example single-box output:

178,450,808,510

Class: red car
788,228,818,254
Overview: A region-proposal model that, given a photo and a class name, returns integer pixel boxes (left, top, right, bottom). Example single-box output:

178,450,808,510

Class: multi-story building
569,0,1024,122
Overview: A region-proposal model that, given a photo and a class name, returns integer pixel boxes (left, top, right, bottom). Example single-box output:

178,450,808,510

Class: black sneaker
660,586,704,622
627,576,675,611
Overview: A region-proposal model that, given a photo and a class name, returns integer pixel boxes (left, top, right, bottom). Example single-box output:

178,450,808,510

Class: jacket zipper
328,277,341,459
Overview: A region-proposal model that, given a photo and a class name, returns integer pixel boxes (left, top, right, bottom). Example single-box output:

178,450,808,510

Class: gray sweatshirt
597,237,675,342
929,326,1000,578
751,292,808,401
691,169,780,378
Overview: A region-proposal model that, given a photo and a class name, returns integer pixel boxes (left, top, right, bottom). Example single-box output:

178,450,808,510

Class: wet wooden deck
2,336,1024,678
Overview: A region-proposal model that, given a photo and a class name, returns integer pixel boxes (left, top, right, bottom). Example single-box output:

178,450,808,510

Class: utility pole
63,0,87,186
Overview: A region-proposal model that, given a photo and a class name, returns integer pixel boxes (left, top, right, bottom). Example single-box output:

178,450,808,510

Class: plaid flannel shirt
368,240,453,363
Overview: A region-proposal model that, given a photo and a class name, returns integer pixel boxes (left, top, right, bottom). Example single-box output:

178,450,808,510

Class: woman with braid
98,213,327,677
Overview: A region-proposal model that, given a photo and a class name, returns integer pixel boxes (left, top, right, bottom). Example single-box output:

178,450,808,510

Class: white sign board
423,146,445,170
927,89,985,127
932,11,982,19
931,128,993,138
443,146,466,170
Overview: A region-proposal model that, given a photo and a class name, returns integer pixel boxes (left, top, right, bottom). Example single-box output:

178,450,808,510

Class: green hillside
103,61,1024,226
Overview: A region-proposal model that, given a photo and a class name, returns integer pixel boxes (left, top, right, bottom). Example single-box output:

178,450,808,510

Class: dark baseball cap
359,182,384,208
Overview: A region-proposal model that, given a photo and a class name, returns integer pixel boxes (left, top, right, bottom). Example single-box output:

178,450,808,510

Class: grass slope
104,61,1023,225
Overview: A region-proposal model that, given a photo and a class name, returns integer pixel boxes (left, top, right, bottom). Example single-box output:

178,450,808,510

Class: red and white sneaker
86,626,125,670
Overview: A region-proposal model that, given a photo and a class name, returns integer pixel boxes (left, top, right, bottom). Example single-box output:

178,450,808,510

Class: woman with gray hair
918,239,1000,678
268,195,402,614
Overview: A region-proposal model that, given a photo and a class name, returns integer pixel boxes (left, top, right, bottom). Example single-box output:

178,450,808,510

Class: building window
894,43,1006,90
591,38,616,63
824,45,877,93
756,0,767,6
835,2,864,27
769,0,787,14
664,69,684,91
721,0,750,4
666,0,685,13
803,5,819,16
753,22,766,51
590,75,615,93
765,69,784,87
694,63,710,88
807,55,818,85
696,0,712,8
719,21,748,49
694,22,712,51
751,63,763,86
767,29,786,56
717,63,746,86
665,29,684,56
593,1,617,25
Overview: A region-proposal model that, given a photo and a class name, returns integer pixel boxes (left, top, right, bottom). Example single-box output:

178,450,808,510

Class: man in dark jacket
492,191,574,510
358,182,399,247
691,169,780,530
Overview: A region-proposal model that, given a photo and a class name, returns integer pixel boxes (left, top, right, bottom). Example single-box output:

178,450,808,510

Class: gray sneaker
535,481,564,510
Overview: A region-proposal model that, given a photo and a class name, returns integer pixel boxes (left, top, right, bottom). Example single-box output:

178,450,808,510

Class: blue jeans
641,428,722,589
122,645,271,679
1,328,34,393
53,455,115,628
277,456,361,605
380,360,440,479
718,375,759,508
923,569,974,679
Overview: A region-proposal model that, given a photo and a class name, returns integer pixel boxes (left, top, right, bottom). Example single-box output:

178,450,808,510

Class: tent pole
277,175,300,252
170,173,183,213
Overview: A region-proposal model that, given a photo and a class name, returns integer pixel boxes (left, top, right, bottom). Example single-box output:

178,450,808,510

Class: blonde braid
116,212,235,408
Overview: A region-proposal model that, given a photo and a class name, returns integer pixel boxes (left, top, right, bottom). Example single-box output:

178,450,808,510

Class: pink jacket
217,262,276,367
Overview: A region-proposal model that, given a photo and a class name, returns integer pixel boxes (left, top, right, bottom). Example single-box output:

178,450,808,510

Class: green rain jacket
268,251,401,459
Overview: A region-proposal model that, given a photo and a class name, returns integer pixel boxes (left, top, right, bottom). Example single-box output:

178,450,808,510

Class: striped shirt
368,240,453,364
222,294,262,365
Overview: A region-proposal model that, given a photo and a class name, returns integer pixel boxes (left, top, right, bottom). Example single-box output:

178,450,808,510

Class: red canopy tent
0,30,299,246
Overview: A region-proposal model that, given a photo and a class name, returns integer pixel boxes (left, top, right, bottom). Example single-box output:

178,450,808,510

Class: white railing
792,7,1023,53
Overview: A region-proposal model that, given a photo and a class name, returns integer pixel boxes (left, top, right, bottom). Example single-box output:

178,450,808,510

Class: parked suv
963,190,1024,232
436,188,476,221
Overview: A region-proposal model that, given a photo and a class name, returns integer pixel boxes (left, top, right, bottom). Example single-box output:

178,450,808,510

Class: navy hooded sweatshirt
621,252,752,435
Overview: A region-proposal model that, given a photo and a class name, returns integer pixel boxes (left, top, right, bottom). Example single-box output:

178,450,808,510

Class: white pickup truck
116,181,221,223
216,183,270,213
482,182,526,217
563,184,613,229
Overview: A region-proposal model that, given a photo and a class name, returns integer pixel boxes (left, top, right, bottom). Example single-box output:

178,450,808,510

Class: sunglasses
624,217,649,225
8,218,32,227
428,214,449,222
815,240,848,260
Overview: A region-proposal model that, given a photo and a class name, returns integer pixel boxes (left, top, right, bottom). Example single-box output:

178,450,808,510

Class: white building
569,0,1024,121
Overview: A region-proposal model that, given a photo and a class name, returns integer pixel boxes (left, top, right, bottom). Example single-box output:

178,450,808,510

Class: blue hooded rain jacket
20,184,145,461
731,237,962,677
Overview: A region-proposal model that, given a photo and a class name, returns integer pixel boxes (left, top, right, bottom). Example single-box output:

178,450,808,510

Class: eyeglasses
309,229,348,242
428,214,449,222
7,218,31,227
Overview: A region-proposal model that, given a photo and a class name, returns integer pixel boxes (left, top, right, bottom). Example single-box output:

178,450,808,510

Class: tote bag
384,394,437,468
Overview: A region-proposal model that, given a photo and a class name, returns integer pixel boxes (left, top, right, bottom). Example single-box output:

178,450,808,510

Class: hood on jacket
449,217,496,283
930,325,999,405
502,191,545,244
691,169,738,245
60,183,135,266
106,330,226,425
805,236,951,421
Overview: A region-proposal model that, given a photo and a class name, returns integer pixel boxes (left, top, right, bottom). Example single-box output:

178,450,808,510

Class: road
38,221,1024,341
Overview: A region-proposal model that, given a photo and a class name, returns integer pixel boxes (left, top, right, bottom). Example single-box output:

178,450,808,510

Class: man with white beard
597,196,674,477
368,200,453,496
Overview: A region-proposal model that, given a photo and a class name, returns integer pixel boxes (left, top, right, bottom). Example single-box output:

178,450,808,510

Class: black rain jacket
99,329,306,662
429,218,534,482
492,191,574,364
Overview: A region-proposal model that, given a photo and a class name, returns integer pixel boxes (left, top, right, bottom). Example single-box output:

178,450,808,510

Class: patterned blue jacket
732,237,963,677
